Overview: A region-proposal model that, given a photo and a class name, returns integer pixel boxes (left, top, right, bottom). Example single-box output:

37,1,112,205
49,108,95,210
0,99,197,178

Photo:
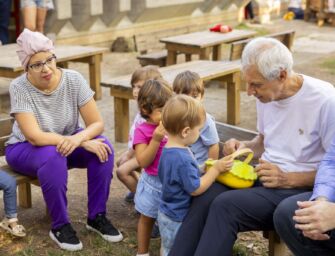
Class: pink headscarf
16,28,55,69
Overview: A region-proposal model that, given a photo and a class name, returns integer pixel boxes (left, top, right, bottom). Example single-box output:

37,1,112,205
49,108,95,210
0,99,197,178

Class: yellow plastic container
205,148,257,189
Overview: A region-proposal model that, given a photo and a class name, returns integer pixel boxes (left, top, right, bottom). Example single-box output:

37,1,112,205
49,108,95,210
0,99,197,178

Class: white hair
241,37,293,81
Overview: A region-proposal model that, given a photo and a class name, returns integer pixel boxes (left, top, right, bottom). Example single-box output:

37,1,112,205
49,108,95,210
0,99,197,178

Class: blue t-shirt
190,113,219,166
158,147,200,222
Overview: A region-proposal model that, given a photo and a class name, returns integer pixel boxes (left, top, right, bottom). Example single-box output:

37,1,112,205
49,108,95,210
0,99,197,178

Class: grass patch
235,23,269,36
321,59,335,75
233,243,248,256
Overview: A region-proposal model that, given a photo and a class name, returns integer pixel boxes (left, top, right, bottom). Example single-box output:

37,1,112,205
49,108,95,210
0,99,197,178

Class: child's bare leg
137,214,155,254
116,157,140,192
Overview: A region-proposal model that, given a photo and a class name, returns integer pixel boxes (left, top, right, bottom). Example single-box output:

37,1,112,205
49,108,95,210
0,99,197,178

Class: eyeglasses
28,55,57,72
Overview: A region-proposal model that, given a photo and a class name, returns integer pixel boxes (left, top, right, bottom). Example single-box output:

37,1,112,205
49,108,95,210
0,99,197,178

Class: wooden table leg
212,45,222,60
88,54,102,100
114,96,129,143
167,50,177,65
226,71,241,125
200,48,211,60
185,54,192,62
58,62,69,69
18,183,32,208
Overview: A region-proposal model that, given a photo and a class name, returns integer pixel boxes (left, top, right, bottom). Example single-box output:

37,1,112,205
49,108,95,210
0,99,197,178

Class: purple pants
5,135,114,229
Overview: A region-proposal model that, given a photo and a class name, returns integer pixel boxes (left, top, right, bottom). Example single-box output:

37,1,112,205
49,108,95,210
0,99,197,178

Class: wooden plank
0,43,108,71
102,60,241,89
0,117,13,137
215,122,257,142
228,30,295,61
88,54,102,100
160,29,257,48
18,183,32,208
267,231,288,256
114,97,130,143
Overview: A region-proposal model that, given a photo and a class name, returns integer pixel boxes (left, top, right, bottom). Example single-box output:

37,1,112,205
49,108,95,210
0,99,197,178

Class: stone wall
44,0,286,49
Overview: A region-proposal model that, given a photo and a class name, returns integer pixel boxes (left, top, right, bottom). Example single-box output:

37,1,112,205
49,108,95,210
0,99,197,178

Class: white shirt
257,75,335,172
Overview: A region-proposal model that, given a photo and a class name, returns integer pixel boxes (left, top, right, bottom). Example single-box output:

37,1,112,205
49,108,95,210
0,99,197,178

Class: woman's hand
57,134,84,157
81,138,112,163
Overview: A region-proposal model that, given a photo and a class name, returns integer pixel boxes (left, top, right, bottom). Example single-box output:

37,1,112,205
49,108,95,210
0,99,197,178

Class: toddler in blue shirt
173,71,220,167
158,95,233,256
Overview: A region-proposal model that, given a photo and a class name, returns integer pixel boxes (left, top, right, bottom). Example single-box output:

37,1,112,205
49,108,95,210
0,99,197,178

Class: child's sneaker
0,217,26,237
124,191,135,203
86,213,123,242
49,223,82,251
150,222,160,239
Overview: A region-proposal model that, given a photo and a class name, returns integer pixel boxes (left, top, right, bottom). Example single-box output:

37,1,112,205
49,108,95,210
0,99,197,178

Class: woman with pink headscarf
5,29,123,251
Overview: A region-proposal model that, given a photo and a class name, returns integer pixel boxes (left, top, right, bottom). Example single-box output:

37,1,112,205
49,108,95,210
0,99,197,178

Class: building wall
44,0,285,48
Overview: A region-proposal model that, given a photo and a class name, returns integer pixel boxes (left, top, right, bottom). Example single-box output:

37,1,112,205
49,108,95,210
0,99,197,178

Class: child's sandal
0,217,26,237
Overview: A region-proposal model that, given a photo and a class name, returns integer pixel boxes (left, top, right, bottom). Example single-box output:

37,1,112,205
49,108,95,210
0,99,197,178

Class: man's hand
255,159,289,188
293,200,335,240
223,138,246,155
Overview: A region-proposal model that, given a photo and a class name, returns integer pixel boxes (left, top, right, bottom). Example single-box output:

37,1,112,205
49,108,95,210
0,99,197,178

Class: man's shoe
49,223,83,251
151,222,160,239
86,213,123,242
124,192,135,203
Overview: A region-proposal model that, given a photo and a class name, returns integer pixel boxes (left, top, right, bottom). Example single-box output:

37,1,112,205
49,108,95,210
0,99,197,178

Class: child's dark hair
137,79,173,120
173,71,204,97
130,65,162,87
162,94,206,135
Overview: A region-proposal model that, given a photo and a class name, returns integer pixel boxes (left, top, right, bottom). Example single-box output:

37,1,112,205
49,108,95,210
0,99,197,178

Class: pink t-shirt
133,122,167,176
128,112,146,149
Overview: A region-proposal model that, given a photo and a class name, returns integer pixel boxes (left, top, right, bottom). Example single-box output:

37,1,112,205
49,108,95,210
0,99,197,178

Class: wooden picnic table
160,29,257,65
101,60,241,143
0,44,108,100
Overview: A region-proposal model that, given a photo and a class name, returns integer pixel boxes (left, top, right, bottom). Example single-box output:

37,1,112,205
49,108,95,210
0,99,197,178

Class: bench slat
0,117,13,137
229,30,295,61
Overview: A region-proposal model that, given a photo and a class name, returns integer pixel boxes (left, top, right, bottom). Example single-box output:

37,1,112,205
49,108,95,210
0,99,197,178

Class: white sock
136,253,150,256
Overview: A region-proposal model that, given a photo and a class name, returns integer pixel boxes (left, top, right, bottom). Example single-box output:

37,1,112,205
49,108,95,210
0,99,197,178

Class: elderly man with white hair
169,37,335,256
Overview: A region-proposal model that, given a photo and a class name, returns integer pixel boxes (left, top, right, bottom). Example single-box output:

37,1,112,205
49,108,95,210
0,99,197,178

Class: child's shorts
157,211,182,256
134,172,162,219
20,0,54,10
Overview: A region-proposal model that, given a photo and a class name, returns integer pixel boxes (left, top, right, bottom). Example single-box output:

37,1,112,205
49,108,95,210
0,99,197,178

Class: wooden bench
215,121,287,256
0,117,38,208
101,60,242,143
0,77,12,113
229,30,296,61
137,50,168,67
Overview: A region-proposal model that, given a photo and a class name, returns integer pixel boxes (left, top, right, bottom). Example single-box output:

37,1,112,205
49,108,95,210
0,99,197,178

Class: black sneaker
86,214,123,242
151,222,160,239
124,192,135,203
49,223,83,251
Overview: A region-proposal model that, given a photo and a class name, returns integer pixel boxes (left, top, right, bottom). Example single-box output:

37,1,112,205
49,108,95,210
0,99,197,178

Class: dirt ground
1,19,335,256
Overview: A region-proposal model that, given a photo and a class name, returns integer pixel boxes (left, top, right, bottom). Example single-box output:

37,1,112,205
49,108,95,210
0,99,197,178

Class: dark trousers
274,192,335,256
0,0,11,44
169,183,309,256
